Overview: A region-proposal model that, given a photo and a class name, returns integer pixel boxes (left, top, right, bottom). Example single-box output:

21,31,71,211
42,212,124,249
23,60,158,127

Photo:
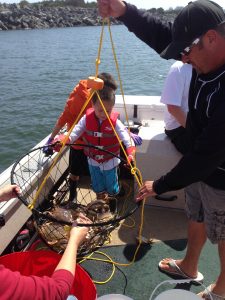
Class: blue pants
88,164,119,195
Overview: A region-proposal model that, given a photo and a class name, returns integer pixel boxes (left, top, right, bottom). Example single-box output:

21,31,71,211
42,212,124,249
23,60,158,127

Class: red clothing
56,79,92,150
0,265,73,300
83,108,120,162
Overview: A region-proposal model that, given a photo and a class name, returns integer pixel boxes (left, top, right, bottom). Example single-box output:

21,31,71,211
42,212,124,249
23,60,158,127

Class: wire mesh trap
11,144,139,255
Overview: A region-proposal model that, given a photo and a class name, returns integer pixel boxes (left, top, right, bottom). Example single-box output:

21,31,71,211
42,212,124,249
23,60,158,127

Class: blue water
0,25,173,173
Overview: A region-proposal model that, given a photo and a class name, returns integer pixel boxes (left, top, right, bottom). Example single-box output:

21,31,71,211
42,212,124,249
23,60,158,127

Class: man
161,61,192,154
98,0,225,298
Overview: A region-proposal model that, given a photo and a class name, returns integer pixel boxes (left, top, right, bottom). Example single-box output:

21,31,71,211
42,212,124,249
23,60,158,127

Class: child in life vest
55,73,135,200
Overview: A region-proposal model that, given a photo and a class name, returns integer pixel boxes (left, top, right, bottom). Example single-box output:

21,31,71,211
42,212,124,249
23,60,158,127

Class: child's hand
126,146,136,165
52,134,70,152
0,184,20,202
129,132,142,146
43,137,54,156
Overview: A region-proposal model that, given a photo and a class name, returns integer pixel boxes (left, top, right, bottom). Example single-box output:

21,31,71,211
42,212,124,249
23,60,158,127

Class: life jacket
82,108,120,163
57,79,92,150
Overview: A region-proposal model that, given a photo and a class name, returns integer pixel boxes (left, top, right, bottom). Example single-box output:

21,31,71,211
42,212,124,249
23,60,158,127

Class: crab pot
0,250,97,300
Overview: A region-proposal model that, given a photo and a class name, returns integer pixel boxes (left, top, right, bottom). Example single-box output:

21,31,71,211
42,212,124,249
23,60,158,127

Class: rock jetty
0,3,121,30
0,3,178,31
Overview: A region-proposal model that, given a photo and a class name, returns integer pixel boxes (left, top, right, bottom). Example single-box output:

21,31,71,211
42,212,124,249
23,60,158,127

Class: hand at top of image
97,0,127,19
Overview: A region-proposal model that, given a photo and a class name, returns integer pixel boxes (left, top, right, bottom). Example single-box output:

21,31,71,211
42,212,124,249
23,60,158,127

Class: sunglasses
180,37,201,56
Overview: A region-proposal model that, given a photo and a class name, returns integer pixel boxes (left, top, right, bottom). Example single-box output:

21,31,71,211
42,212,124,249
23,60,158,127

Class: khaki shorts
185,182,225,243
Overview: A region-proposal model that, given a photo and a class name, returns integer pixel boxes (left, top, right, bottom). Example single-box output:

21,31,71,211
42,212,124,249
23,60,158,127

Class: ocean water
0,25,173,173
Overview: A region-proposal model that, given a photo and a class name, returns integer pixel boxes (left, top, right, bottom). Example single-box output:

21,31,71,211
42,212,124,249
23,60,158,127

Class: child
56,73,135,200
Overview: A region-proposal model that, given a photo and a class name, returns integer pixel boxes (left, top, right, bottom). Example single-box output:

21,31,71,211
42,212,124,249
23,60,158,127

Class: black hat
160,0,225,60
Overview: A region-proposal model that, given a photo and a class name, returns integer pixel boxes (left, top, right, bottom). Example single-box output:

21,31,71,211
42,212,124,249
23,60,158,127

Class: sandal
198,284,225,299
158,258,204,282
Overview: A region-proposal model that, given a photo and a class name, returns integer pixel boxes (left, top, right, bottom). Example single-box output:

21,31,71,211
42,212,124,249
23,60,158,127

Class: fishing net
11,143,139,255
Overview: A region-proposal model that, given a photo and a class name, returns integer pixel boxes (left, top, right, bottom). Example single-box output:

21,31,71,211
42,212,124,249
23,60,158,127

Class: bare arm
167,105,187,128
55,215,91,275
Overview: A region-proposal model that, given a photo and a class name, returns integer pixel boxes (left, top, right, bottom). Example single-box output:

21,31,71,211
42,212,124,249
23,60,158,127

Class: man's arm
98,0,172,55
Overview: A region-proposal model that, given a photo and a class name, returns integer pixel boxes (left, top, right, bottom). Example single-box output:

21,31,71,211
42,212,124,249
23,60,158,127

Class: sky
122,0,225,10
2,0,225,9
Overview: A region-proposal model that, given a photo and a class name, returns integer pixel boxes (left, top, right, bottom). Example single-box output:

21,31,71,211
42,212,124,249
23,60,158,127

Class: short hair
216,21,225,38
92,73,117,105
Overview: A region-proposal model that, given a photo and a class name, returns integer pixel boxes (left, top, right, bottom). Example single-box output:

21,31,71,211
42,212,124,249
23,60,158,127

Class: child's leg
104,167,120,196
88,164,105,194
68,148,87,203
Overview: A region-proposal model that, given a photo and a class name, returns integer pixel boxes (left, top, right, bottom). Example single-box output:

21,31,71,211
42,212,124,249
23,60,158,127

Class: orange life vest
82,108,120,163
56,79,92,150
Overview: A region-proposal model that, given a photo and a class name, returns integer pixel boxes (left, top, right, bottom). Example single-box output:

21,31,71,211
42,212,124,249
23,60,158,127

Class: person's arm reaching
97,0,172,55
0,184,20,202
55,215,91,275
0,209,91,300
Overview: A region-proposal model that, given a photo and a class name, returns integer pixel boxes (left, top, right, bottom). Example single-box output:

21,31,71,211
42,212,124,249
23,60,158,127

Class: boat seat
136,120,185,210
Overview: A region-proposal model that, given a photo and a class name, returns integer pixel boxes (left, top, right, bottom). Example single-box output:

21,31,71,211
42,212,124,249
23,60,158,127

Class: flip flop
198,284,225,299
158,258,204,282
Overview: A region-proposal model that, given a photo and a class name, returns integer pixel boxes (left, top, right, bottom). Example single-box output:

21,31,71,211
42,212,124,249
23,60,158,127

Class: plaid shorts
185,182,225,243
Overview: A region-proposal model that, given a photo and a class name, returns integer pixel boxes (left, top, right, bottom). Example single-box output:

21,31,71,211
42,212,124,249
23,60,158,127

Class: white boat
1,94,197,299
0,94,184,254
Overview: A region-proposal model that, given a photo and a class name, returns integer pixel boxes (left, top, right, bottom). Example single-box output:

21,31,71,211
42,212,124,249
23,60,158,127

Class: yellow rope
76,19,149,282
107,19,131,140
29,90,95,209
95,19,106,77
32,18,149,284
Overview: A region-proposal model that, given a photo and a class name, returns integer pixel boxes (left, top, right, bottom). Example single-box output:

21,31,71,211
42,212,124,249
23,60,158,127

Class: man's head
160,0,225,62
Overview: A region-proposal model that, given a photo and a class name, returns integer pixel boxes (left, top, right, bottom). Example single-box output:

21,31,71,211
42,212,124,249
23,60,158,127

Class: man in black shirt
98,0,225,298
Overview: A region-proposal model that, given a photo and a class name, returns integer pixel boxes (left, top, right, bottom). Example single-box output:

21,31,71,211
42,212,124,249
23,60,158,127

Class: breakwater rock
0,3,121,30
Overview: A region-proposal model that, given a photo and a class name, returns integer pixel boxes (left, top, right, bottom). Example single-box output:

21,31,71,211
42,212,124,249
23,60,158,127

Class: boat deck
0,95,220,299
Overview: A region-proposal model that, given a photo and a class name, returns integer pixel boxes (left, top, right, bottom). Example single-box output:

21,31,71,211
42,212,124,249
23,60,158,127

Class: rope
32,17,149,284
30,90,95,209
76,18,149,279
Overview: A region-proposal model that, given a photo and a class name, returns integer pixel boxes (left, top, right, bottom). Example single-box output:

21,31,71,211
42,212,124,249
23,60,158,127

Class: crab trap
11,143,140,255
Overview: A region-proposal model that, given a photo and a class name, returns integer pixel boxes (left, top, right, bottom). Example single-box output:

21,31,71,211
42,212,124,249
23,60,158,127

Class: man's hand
136,181,156,202
97,0,127,18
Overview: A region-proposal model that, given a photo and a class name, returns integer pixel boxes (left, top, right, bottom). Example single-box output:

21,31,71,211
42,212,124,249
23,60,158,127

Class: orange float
87,76,104,90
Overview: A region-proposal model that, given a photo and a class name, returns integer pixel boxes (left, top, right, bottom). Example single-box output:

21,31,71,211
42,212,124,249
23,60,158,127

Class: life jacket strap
85,129,115,138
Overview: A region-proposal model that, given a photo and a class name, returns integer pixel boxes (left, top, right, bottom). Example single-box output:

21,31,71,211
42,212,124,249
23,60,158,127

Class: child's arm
52,115,86,148
115,120,136,163
69,115,86,143
115,119,134,148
